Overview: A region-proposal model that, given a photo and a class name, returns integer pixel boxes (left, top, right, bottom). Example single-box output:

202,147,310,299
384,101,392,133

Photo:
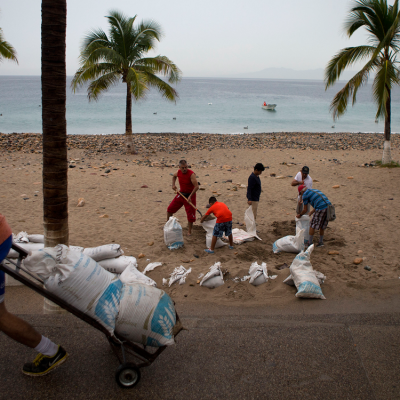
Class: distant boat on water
262,103,277,111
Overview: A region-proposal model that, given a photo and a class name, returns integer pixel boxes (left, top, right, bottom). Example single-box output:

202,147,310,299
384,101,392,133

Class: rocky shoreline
0,132,397,155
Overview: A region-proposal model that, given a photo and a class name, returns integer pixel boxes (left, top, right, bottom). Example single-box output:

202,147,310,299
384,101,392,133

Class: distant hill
234,67,359,81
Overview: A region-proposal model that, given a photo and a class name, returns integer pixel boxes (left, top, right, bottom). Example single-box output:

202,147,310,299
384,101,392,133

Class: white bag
115,283,177,347
83,244,124,261
248,262,268,286
295,215,310,243
164,217,184,250
168,266,191,286
14,231,29,243
143,262,163,275
231,207,261,244
200,262,225,289
120,263,157,287
27,234,45,243
7,242,44,258
283,270,326,286
201,218,227,249
98,256,137,274
24,245,123,333
289,244,326,299
272,228,304,254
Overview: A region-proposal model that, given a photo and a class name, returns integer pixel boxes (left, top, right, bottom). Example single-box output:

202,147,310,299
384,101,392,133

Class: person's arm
200,206,213,223
308,207,315,217
187,173,199,202
247,175,254,204
172,172,178,191
291,179,303,186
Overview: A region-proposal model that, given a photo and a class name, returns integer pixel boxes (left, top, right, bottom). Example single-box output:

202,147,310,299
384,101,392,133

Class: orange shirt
0,213,12,245
205,202,232,223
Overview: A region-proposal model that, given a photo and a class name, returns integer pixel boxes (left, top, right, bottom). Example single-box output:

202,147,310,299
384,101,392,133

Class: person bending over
296,186,331,248
167,160,199,236
0,213,68,376
200,197,234,254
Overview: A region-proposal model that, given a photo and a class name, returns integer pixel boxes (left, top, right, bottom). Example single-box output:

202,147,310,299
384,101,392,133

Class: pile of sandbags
7,232,45,258
23,245,177,346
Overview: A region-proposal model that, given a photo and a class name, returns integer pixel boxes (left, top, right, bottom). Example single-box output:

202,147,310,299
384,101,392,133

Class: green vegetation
325,0,400,165
375,160,400,167
0,27,18,64
71,10,181,154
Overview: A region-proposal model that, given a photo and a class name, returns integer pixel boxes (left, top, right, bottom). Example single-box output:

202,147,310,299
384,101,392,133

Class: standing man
296,186,332,248
0,213,68,376
247,163,265,220
167,160,199,236
291,166,313,189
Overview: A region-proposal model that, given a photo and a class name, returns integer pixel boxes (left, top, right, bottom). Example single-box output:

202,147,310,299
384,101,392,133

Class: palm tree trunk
382,88,391,165
125,82,137,154
42,0,68,314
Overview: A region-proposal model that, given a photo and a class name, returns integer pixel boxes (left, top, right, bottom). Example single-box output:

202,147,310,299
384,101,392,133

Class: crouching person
200,197,234,254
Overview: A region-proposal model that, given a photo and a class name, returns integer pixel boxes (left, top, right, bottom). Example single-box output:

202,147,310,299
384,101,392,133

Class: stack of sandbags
7,232,45,258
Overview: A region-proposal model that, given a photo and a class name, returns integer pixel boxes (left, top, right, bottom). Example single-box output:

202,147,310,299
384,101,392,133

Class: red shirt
0,214,12,245
178,169,195,193
205,202,232,223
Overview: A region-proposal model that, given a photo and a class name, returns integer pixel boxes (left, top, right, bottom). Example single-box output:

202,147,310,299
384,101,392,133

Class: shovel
176,191,203,217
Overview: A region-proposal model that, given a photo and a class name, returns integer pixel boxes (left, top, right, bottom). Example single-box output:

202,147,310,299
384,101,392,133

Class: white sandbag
143,262,163,275
83,244,124,261
248,262,268,286
231,228,255,244
283,270,326,286
289,244,326,299
272,228,304,254
164,217,184,250
115,283,177,347
120,263,157,287
201,218,227,249
295,215,310,243
27,234,44,243
69,246,84,253
98,256,137,274
7,242,44,258
24,245,123,333
168,266,191,286
14,231,29,243
200,262,225,289
231,207,261,244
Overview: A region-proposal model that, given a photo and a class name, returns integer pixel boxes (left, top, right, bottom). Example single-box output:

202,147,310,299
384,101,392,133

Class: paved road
1,286,399,399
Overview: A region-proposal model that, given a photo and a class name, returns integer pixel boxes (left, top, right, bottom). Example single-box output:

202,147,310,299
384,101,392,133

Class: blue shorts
213,221,232,238
0,235,13,304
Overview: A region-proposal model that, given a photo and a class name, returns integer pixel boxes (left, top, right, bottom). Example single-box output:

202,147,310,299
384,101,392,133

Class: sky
0,0,375,78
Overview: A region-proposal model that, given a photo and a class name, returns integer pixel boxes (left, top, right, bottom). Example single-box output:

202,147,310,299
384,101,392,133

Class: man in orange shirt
200,197,234,253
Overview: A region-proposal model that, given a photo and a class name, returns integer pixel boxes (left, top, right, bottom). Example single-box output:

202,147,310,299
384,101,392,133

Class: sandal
204,249,215,254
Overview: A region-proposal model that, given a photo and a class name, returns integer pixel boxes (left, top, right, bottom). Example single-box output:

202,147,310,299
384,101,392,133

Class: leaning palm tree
71,10,181,154
0,27,18,64
325,0,400,164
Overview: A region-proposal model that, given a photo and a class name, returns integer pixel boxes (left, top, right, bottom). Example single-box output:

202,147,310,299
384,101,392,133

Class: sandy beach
1,133,400,307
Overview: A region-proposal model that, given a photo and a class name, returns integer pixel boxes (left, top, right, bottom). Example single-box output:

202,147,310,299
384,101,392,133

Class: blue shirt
247,172,261,201
302,189,331,210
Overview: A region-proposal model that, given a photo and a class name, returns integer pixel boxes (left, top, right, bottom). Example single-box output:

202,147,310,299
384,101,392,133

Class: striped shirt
302,189,331,210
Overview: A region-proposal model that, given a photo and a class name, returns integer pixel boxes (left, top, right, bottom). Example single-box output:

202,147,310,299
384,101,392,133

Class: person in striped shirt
296,185,332,248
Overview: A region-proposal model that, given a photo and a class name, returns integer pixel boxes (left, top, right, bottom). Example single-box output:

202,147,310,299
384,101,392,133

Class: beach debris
168,266,191,286
200,262,225,289
347,176,354,179
77,198,85,207
241,275,251,282
269,275,278,280
357,250,363,254
328,250,340,255
141,185,149,188
99,214,109,218
138,253,146,259
143,262,162,274
275,176,286,179
147,241,154,246
193,254,199,258
162,278,168,286
332,185,340,189
353,258,363,265
364,265,371,271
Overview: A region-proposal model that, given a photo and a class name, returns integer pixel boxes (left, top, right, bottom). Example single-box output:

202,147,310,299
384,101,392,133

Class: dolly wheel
115,363,141,389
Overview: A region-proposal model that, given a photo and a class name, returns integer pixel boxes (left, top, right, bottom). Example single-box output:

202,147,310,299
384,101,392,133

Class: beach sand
1,136,400,307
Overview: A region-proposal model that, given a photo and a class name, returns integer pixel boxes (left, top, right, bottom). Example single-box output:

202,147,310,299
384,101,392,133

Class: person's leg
210,236,218,251
167,195,183,221
167,212,173,221
251,201,259,220
308,227,315,245
183,200,196,236
228,234,233,247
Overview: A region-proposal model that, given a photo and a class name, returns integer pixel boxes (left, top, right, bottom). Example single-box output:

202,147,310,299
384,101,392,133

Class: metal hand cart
0,243,184,389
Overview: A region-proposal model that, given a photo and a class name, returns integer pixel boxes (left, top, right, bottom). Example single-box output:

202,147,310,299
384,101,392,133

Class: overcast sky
0,0,374,77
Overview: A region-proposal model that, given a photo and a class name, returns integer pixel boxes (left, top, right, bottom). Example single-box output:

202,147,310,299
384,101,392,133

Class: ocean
1,75,399,135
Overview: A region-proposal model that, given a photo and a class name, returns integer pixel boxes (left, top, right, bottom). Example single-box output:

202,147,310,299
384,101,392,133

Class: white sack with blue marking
115,283,177,347
289,244,326,299
164,216,184,250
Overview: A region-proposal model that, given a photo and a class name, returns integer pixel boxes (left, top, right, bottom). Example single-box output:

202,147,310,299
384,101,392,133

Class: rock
357,250,363,254
196,280,200,284
347,176,354,179
138,253,145,259
270,173,276,177
147,241,154,246
193,254,199,258
364,265,371,271
199,187,206,190
353,258,363,265
105,169,111,173
99,214,109,218
332,185,340,188
276,176,285,179
328,250,339,255
76,198,85,207
141,185,148,188
131,174,136,177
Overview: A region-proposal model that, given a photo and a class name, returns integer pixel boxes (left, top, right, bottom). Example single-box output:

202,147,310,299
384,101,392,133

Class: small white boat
262,104,277,110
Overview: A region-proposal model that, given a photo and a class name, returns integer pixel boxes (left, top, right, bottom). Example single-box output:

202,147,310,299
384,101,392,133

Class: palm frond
0,28,18,64
86,72,120,101
135,56,182,83
71,63,121,91
144,73,179,102
125,67,148,100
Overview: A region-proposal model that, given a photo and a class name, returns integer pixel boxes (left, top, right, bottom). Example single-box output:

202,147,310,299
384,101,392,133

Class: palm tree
325,0,400,164
71,10,181,154
0,26,18,64
42,0,69,248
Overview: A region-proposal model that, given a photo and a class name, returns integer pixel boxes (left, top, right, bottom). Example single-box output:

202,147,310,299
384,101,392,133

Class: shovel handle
177,191,203,217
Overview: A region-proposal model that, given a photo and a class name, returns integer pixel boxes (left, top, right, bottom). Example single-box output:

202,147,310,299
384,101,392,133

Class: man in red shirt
200,197,234,253
167,160,199,235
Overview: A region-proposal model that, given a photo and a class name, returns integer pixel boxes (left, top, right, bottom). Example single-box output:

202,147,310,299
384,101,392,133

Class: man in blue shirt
296,185,331,247
247,163,265,220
